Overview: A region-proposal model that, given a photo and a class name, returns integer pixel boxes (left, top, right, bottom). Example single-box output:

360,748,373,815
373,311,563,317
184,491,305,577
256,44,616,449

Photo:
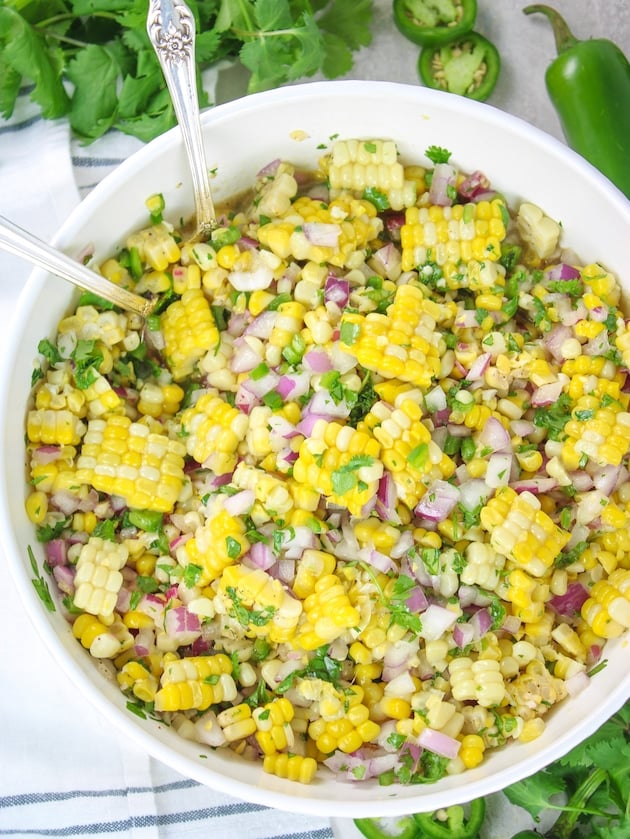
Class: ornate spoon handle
147,0,216,237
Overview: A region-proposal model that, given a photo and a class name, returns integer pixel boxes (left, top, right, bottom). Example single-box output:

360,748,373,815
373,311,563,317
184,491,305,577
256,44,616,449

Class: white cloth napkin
0,90,333,839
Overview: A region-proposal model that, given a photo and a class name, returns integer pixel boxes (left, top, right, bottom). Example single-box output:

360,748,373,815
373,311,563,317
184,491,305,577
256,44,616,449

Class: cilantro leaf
504,769,566,819
0,7,70,120
425,145,452,164
66,44,120,141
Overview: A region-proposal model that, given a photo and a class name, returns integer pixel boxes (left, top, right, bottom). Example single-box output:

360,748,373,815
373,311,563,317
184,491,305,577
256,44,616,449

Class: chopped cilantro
425,145,452,165
331,455,375,495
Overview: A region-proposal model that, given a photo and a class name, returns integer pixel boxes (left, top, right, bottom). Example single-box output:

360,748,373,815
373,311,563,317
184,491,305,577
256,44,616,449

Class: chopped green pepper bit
393,0,477,47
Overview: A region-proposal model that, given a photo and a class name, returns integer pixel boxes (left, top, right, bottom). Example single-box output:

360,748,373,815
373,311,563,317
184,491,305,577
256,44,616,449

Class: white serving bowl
1,81,629,818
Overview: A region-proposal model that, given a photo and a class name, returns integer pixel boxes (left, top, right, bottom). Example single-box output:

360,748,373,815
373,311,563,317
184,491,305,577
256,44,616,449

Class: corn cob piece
362,396,455,508
75,415,186,513
505,662,567,719
293,549,337,600
515,202,561,260
504,568,549,623
561,397,630,469
339,284,442,389
161,288,220,381
257,195,383,270
231,462,294,516
297,574,361,650
216,703,258,742
137,382,185,418
581,568,630,639
263,753,318,784
82,373,123,419
253,698,295,755
72,613,134,659
117,661,159,703
154,653,235,712
307,685,380,754
218,564,303,644
182,502,250,586
57,306,128,349
480,487,571,577
27,408,86,446
449,657,506,708
323,138,417,211
179,392,248,475
292,419,383,517
73,536,129,617
400,199,507,275
461,541,505,591
126,222,181,272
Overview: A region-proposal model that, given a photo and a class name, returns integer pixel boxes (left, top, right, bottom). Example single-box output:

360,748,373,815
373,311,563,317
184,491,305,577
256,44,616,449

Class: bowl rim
1,79,629,818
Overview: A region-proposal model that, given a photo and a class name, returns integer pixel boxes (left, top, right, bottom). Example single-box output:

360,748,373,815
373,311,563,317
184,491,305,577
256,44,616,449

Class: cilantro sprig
0,0,374,144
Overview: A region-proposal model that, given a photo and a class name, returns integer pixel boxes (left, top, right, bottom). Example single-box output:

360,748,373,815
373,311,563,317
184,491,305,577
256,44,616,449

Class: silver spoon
0,214,154,317
147,0,217,239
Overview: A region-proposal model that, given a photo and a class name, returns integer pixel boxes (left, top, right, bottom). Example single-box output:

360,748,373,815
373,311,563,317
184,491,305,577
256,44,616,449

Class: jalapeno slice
413,799,486,839
393,0,477,47
418,31,500,101
354,814,419,839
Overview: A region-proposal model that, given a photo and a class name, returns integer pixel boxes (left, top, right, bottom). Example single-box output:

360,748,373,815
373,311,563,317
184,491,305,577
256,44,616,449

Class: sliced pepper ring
413,799,486,838
393,0,478,47
354,814,419,839
418,31,501,101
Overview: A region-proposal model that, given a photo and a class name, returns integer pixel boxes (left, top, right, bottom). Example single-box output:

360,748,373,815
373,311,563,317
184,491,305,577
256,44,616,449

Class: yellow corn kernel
25,491,48,524
519,718,545,743
459,734,485,769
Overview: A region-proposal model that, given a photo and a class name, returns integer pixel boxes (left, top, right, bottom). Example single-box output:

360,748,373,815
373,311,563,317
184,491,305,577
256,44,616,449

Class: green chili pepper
413,799,486,839
393,0,477,47
510,833,542,839
418,32,500,101
354,814,419,839
524,5,630,199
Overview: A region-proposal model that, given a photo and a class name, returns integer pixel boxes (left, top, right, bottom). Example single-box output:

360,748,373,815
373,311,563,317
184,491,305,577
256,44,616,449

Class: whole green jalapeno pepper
393,0,477,47
524,4,630,199
418,31,500,100
354,814,420,839
413,799,486,838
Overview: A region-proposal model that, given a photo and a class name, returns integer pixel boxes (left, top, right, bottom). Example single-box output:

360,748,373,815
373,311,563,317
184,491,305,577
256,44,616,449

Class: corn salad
26,139,630,786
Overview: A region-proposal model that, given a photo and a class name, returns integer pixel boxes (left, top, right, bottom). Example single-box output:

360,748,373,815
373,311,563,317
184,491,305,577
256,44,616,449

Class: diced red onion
510,477,557,494
420,604,458,641
307,389,351,419
230,337,263,374
257,158,281,177
281,526,318,559
424,385,448,414
45,538,68,567
324,275,350,308
375,472,398,523
429,162,457,206
458,169,490,200
470,607,492,640
415,480,460,522
568,471,594,492
466,352,492,381
329,344,359,374
222,489,255,517
382,640,417,682
546,262,581,281
277,558,296,583
357,546,396,574
227,311,251,337
373,243,401,275
164,605,201,644
501,614,522,635
406,586,429,613
32,445,62,464
303,222,341,248
417,727,460,759
453,621,475,648
454,310,479,329
210,472,234,487
485,452,514,488
244,310,276,339
52,564,74,595
560,300,588,326
549,583,589,616
531,380,565,407
241,369,280,399
390,529,414,560
304,350,333,373
50,490,82,516
543,324,573,363
170,533,191,551
510,419,535,437
296,413,329,436
478,417,511,453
